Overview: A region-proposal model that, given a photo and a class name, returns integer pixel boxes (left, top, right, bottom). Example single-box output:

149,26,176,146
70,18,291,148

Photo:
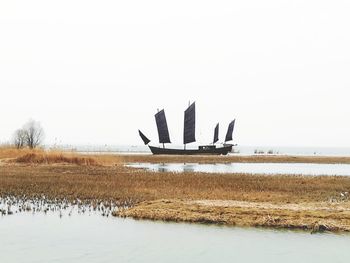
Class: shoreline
116,199,350,233
117,154,350,164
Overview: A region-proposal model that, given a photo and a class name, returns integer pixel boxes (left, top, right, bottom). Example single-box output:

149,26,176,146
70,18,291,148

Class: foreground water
1,211,350,263
127,162,350,176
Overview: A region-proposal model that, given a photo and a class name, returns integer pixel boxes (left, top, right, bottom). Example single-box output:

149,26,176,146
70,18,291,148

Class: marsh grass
2,149,350,231
1,149,350,204
117,199,350,232
14,152,99,166
118,154,350,164
1,164,350,204
0,146,34,159
0,146,122,166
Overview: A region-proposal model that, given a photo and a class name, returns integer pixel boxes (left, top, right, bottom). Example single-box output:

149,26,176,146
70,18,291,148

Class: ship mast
183,101,196,150
213,123,219,144
155,109,171,148
225,119,236,143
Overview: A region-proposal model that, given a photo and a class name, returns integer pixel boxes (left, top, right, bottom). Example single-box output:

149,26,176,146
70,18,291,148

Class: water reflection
127,162,350,176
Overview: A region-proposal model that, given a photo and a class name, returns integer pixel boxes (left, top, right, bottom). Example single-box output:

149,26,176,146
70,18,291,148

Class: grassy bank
116,199,350,232
1,147,350,232
118,154,350,164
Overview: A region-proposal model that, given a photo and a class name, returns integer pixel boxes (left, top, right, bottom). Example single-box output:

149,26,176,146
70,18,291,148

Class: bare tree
23,120,44,149
13,129,26,149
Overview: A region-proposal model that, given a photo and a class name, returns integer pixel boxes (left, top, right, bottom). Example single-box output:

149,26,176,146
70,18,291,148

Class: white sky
0,0,350,147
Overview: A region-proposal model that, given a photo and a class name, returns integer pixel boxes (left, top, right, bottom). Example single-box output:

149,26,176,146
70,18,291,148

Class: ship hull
149,145,233,155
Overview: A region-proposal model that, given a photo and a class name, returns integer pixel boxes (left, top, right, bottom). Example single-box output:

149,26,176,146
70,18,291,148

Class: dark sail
155,109,171,144
213,123,219,144
138,130,150,145
225,119,235,142
183,102,196,144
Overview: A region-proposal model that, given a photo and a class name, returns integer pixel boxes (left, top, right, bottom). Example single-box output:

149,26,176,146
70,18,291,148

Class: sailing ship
138,102,236,155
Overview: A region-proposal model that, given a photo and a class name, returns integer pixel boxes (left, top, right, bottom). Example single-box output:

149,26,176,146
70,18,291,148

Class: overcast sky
1,0,349,147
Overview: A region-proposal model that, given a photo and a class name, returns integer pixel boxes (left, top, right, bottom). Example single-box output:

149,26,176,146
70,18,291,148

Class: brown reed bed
1,163,350,204
117,199,350,232
0,146,34,159
118,154,350,164
0,146,122,166
1,149,350,232
14,152,100,166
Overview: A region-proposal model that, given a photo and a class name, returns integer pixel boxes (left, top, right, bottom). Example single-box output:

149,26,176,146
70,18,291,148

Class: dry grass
118,154,350,164
1,164,350,204
0,146,122,166
14,152,99,166
0,146,35,159
117,199,350,232
2,148,350,231
1,148,350,204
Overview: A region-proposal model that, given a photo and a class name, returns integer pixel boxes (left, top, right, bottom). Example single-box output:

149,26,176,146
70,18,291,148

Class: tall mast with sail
155,109,171,148
183,102,196,149
225,119,236,142
213,123,219,144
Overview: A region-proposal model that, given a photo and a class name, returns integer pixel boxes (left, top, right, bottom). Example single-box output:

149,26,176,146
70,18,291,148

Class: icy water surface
1,211,350,263
127,162,350,176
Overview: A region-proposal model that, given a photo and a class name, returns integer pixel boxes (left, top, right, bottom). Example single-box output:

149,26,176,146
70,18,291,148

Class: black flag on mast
155,109,171,144
138,130,150,145
183,102,196,144
213,123,219,144
225,119,235,142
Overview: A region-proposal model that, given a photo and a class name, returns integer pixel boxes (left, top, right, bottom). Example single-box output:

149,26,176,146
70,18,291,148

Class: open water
0,211,349,263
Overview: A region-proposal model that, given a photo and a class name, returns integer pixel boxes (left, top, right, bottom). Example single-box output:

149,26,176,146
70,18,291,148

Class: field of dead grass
1,148,350,232
118,154,350,164
1,162,350,203
0,146,122,166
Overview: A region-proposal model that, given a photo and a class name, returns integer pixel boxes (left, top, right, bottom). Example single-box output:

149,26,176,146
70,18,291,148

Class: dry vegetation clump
0,146,35,159
0,146,122,166
14,152,100,166
117,199,350,232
